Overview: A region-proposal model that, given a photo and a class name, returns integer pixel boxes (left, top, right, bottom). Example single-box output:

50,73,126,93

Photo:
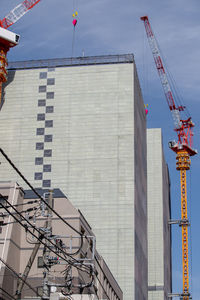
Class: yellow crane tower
141,16,197,300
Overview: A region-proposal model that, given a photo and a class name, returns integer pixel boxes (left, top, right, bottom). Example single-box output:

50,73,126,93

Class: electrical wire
0,287,16,300
1,206,39,218
0,193,91,275
25,225,84,257
0,199,38,209
0,148,83,237
0,149,98,290
0,147,85,256
0,257,39,296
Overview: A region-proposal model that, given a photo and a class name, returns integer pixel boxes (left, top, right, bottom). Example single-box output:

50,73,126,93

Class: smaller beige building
0,181,122,300
147,129,172,300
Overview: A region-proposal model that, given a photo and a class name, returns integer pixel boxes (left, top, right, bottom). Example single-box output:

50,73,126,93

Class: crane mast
141,15,197,300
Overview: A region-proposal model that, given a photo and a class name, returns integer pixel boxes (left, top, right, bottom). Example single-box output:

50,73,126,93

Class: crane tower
141,15,197,300
0,0,41,106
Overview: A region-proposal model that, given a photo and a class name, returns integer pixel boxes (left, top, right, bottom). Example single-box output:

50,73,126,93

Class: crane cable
71,0,78,58
155,36,191,119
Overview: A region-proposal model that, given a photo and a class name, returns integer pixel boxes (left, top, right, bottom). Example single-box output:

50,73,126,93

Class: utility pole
42,190,53,299
15,235,43,299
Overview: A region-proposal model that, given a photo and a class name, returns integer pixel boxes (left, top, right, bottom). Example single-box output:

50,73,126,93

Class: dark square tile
37,113,45,121
39,86,46,93
46,106,54,113
45,120,53,128
36,128,45,135
43,165,51,172
38,99,46,107
46,92,54,99
48,68,55,72
34,172,43,180
47,78,55,85
35,157,43,165
39,72,47,79
44,149,52,157
42,180,51,187
44,135,53,142
36,142,44,150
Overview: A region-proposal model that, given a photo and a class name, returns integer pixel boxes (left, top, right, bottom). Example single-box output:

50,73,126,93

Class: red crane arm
0,0,41,29
141,15,196,155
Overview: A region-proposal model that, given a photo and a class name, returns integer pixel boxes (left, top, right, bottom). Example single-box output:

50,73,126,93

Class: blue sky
1,0,200,298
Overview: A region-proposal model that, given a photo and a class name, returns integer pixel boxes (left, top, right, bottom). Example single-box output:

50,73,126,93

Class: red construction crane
0,0,41,105
141,15,197,300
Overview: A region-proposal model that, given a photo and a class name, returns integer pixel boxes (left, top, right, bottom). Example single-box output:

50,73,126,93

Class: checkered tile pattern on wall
34,68,55,188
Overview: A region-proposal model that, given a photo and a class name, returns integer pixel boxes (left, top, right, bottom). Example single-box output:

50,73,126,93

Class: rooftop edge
7,53,134,70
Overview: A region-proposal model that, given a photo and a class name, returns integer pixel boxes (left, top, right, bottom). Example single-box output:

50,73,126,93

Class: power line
1,206,38,218
0,193,91,275
0,257,39,296
0,199,38,209
0,198,105,299
0,287,16,300
0,192,90,273
0,148,83,237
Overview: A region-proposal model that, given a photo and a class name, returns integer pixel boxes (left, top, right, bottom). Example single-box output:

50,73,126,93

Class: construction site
0,1,199,300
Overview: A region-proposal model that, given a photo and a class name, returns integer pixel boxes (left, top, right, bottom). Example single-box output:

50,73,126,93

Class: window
47,78,55,85
43,165,51,172
36,143,44,150
39,86,46,93
38,99,46,107
44,135,53,142
48,67,55,72
46,106,54,113
45,120,53,128
46,92,54,99
36,128,45,135
39,72,47,79
43,180,51,187
35,157,43,165
37,114,45,121
44,149,52,157
34,172,43,180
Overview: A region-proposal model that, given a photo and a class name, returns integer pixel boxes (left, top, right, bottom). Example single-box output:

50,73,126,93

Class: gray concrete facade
0,54,148,299
147,128,172,300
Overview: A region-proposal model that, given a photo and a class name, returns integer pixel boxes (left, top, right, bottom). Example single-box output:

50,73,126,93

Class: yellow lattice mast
176,151,190,299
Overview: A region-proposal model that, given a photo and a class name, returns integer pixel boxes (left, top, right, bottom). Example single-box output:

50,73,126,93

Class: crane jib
141,15,195,151
0,0,41,29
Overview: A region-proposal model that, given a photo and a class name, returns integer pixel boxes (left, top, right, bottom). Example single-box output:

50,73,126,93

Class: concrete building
147,129,172,300
0,181,122,300
0,54,149,299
